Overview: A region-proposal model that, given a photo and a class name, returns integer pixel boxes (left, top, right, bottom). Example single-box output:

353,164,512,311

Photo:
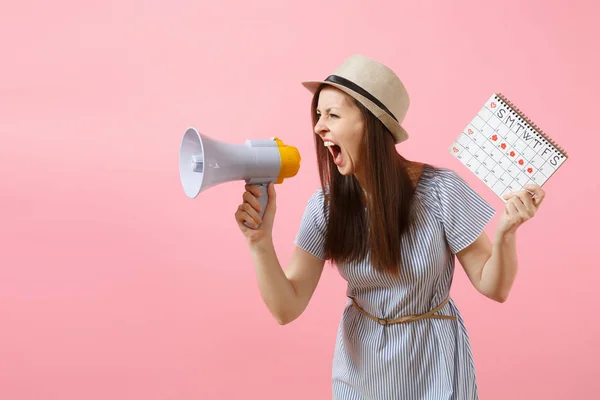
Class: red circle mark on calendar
468,129,473,135
501,143,507,149
518,159,524,165
510,151,515,157
492,134,498,141
453,147,459,153
491,102,497,108
527,167,533,173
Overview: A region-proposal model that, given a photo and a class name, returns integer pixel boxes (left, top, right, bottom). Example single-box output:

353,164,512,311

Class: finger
504,187,544,209
236,204,261,228
242,203,262,226
268,182,276,198
508,196,531,221
245,184,263,198
235,209,250,229
235,206,251,227
264,182,277,213
505,199,519,218
516,190,536,216
525,184,545,207
502,191,519,201
243,191,263,213
236,212,259,229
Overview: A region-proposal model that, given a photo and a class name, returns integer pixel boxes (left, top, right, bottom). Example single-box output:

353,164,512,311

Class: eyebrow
315,107,340,113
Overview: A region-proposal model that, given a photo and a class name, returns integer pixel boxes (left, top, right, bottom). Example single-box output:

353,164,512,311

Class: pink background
1,1,598,399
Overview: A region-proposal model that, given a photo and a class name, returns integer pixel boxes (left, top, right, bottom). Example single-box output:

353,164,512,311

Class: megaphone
179,127,301,227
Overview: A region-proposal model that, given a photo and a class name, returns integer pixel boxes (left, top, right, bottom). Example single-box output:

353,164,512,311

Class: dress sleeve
293,188,328,260
435,168,496,254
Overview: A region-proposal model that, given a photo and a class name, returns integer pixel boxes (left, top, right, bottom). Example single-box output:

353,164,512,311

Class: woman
235,54,545,399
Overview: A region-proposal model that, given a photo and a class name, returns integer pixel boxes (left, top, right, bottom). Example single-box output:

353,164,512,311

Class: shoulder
297,187,329,236
420,165,494,216
428,165,464,183
306,186,326,205
418,164,467,192
425,165,496,217
423,165,472,194
303,186,329,216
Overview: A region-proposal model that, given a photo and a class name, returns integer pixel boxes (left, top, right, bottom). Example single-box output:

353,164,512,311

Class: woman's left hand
497,184,546,235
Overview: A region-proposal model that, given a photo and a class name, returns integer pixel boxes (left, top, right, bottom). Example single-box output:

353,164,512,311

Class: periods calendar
449,93,568,199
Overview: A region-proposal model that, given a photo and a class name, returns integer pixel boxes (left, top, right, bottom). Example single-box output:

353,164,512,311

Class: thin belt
349,296,457,325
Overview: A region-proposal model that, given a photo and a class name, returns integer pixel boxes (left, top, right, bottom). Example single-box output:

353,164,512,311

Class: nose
314,116,328,136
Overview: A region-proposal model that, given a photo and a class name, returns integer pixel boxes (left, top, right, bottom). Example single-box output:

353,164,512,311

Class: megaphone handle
256,183,269,220
244,183,269,229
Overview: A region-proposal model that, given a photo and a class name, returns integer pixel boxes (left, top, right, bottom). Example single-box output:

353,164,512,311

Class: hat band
324,75,398,122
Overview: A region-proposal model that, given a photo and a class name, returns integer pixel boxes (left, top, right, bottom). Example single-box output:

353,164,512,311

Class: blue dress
294,165,496,399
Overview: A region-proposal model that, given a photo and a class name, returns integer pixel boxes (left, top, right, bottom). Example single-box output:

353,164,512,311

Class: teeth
324,141,335,147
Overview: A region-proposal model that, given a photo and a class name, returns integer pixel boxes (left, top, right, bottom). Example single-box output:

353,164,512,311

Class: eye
330,113,339,118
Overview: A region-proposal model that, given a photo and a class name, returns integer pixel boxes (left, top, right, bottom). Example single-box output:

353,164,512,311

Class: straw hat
301,54,410,144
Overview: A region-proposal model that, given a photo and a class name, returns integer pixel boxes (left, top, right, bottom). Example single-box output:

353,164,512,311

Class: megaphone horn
179,127,301,228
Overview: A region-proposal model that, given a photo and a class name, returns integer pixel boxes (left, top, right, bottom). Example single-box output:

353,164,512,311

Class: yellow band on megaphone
274,137,301,184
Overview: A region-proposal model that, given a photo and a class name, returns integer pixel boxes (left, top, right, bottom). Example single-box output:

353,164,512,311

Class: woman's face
314,86,366,178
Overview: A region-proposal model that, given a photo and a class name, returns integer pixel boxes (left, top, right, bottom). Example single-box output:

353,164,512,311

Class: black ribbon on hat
324,75,398,122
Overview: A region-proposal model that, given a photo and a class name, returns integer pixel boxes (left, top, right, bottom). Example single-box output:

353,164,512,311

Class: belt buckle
377,317,388,325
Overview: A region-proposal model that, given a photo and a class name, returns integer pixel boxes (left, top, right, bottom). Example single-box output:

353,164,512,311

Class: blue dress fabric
294,165,496,400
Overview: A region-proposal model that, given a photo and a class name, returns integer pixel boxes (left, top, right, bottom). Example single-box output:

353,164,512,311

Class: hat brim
301,80,409,145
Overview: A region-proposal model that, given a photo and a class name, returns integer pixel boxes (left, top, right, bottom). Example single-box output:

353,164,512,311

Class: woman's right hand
235,182,277,244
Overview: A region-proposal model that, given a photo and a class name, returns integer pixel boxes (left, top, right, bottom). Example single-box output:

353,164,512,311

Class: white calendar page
449,93,567,199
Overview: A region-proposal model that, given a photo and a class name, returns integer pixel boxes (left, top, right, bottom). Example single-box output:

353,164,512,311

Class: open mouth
324,141,343,165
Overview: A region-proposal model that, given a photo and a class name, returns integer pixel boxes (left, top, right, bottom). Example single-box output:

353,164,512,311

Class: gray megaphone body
179,127,301,228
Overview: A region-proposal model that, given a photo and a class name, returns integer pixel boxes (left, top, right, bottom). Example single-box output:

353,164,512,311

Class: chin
335,164,353,176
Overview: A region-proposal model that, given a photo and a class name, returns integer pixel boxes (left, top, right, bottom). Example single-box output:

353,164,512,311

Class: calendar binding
495,93,568,158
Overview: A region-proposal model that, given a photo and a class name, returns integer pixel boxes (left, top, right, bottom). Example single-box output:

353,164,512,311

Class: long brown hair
311,86,417,276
